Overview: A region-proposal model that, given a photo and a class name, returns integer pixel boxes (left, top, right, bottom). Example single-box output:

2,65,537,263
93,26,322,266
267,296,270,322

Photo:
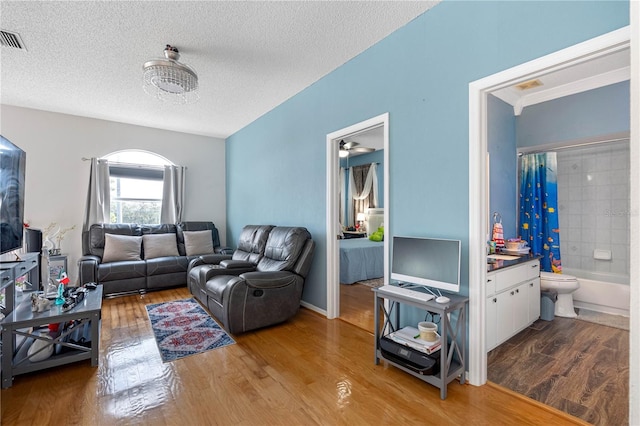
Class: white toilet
539,271,580,318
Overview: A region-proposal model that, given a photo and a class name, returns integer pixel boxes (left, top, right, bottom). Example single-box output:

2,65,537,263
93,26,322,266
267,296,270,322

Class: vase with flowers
42,223,76,256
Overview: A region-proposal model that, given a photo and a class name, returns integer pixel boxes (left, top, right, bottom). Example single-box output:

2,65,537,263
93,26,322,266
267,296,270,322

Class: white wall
0,105,226,285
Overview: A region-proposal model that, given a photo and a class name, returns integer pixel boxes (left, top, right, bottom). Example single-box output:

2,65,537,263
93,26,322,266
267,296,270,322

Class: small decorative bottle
54,283,65,305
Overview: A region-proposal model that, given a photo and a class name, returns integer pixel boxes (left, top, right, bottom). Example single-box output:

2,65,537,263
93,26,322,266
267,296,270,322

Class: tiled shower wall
556,140,630,283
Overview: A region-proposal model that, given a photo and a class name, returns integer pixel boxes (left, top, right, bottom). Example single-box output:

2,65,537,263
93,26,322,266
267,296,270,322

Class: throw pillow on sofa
102,233,142,263
183,230,214,256
142,234,179,259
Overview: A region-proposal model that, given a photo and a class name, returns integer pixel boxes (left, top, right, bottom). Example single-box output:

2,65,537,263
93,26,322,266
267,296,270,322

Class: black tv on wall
0,135,26,255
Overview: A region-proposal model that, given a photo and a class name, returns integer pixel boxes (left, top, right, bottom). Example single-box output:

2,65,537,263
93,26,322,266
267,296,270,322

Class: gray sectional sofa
78,221,230,296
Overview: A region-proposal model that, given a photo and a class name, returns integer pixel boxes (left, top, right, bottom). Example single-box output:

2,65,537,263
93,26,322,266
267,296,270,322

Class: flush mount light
143,44,199,104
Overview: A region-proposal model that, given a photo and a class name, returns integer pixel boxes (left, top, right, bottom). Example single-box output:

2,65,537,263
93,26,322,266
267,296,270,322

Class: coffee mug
418,321,438,342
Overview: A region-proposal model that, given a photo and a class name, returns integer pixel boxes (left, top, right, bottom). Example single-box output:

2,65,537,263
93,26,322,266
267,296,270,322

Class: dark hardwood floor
487,316,629,426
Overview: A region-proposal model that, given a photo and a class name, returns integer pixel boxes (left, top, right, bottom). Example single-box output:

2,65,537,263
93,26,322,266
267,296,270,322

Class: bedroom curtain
83,158,111,232
160,165,186,224
519,152,562,273
339,167,346,227
347,163,378,226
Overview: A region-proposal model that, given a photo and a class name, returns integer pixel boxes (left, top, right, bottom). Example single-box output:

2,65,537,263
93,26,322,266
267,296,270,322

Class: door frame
326,113,389,319
467,27,632,386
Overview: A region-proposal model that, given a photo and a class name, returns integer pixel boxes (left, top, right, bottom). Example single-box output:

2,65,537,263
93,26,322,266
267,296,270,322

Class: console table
1,285,103,388
373,286,468,399
0,252,40,316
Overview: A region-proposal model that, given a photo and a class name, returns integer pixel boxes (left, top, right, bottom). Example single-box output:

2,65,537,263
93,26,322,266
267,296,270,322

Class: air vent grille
0,30,26,50
515,79,543,91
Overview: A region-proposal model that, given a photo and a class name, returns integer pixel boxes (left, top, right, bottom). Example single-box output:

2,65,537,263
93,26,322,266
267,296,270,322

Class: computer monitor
391,236,461,293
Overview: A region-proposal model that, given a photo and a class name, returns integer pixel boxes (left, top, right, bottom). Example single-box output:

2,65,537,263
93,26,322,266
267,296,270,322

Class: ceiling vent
0,30,26,50
515,79,543,91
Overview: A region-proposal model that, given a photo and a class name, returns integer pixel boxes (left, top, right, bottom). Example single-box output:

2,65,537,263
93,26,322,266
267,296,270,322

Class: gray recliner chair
187,224,274,298
190,226,315,334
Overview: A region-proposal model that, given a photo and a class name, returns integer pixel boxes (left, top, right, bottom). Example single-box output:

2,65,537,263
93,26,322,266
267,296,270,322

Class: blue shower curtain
519,153,562,273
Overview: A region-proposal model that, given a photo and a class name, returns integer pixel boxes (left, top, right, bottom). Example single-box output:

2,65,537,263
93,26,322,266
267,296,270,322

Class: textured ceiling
0,1,438,138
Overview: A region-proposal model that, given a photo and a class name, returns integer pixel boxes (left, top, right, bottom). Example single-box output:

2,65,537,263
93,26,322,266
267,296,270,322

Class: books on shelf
386,326,441,355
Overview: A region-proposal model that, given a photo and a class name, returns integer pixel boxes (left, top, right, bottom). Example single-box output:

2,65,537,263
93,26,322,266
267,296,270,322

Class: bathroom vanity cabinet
486,259,540,351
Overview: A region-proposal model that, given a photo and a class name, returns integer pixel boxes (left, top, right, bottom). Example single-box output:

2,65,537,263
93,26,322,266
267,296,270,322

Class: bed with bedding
340,238,384,284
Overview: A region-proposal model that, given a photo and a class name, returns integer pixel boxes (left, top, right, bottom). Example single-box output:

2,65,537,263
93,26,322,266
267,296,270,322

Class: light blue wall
488,95,518,240
226,1,629,310
517,81,630,147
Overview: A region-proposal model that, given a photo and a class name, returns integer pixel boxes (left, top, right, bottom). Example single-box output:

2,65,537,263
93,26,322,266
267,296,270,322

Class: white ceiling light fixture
143,44,199,104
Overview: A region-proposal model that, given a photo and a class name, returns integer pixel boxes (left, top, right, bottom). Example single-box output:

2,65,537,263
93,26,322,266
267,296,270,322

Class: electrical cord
424,311,441,325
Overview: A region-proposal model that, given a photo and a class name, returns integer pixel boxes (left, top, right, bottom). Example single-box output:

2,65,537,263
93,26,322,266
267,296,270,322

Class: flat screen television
391,236,461,293
0,136,26,255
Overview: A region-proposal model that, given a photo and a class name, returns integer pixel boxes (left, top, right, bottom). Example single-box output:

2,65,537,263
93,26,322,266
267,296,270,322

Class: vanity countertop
487,252,542,272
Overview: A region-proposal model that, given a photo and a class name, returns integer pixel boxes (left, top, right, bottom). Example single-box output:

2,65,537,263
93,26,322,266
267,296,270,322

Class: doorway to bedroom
325,113,389,330
338,126,384,331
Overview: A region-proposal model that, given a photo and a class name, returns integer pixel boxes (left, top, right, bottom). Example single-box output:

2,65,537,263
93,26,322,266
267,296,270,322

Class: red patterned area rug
145,298,235,362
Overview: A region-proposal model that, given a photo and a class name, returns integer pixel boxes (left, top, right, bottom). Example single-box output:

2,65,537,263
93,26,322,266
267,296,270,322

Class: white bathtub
563,268,630,317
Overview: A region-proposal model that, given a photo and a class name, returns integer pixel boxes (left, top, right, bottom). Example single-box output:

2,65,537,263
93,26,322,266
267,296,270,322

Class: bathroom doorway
468,26,637,424
468,26,632,384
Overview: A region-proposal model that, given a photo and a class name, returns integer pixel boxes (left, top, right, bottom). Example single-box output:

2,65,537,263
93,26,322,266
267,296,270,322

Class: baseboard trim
300,300,326,317
486,381,591,426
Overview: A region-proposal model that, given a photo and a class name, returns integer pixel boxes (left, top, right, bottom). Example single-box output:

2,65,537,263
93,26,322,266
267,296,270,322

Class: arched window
103,150,172,224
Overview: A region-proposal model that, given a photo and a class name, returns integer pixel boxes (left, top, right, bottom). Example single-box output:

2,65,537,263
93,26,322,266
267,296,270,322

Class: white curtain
160,165,186,224
83,158,111,232
347,163,378,226
339,167,346,227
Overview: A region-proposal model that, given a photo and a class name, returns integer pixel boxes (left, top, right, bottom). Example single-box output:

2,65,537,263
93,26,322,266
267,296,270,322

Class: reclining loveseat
188,225,315,334
78,221,230,296
188,225,274,296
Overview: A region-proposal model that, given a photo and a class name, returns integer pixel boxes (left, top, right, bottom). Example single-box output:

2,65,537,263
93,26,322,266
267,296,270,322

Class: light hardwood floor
1,287,588,425
339,283,376,332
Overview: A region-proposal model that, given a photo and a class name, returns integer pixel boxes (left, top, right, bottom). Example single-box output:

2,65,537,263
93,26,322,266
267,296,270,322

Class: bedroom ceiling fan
339,140,375,157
